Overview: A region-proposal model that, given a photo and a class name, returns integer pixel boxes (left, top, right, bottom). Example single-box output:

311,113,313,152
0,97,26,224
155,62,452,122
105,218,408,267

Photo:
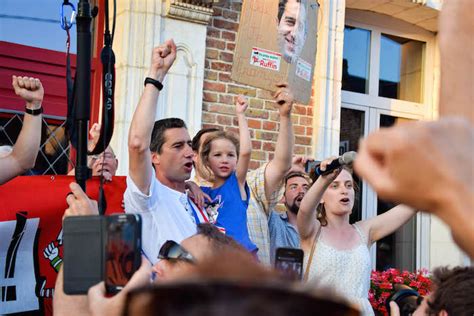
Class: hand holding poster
232,0,318,104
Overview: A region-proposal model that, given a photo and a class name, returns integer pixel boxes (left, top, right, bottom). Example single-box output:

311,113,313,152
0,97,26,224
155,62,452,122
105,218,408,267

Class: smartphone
274,247,304,281
305,160,319,173
104,214,142,294
63,216,104,295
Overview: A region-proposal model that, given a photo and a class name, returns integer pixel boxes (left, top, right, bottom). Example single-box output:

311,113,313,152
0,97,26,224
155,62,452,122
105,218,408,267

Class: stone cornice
166,0,215,25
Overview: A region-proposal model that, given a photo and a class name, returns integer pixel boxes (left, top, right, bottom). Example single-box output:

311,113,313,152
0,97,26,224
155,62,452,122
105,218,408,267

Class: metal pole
74,0,92,191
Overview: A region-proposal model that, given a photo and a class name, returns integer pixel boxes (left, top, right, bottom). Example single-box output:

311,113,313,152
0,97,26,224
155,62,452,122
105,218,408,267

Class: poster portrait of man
277,0,308,64
231,0,318,104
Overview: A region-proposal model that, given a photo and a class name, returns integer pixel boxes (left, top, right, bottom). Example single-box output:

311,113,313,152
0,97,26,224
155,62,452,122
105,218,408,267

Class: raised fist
12,75,44,109
273,82,294,117
235,95,249,114
149,39,177,82
43,242,59,261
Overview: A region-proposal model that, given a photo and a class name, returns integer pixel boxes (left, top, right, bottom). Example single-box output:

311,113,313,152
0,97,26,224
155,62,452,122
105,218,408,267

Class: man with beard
268,171,310,264
277,0,308,64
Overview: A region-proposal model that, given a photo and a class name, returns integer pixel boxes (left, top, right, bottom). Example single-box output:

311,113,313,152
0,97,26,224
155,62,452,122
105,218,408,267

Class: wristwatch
25,106,43,116
144,77,163,91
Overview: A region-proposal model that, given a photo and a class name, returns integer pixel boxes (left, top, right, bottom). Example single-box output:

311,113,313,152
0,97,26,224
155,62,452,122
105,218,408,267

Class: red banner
0,175,126,315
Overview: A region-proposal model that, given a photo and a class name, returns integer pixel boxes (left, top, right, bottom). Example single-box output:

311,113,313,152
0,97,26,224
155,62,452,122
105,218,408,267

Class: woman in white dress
297,157,417,316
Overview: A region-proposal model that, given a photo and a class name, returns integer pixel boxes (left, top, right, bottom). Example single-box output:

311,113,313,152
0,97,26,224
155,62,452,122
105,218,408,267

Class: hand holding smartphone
104,214,142,294
305,160,319,174
63,214,142,295
274,247,304,281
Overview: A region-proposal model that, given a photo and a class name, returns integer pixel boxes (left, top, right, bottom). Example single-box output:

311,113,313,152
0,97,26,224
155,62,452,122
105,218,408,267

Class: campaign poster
231,0,319,104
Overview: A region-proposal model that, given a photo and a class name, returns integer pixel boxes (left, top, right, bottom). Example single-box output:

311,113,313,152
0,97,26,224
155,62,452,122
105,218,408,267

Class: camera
386,284,421,316
63,214,142,294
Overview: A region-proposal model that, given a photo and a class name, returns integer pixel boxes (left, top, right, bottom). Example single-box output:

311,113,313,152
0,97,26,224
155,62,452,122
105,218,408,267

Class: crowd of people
1,0,473,315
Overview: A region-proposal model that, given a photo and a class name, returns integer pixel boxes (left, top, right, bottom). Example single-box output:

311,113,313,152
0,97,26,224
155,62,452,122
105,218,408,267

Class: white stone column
310,0,346,160
111,0,212,175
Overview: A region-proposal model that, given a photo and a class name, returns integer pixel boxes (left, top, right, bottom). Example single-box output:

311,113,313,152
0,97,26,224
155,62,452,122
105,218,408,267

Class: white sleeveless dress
304,223,374,316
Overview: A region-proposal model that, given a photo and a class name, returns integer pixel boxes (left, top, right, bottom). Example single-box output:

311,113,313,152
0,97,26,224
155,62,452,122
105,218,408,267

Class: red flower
370,268,432,314
379,282,393,290
393,276,404,284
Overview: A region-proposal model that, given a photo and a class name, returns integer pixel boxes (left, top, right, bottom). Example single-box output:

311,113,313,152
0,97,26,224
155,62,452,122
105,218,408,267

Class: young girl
199,95,257,253
297,157,417,316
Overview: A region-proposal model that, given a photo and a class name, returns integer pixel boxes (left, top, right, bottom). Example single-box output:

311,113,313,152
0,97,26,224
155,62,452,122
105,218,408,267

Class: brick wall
202,1,314,170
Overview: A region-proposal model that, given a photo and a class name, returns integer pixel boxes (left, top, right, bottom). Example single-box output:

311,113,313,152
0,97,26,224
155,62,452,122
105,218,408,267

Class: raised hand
235,94,248,115
43,242,59,261
149,39,177,82
90,123,101,143
273,82,294,117
318,156,341,182
88,123,102,151
355,117,473,212
63,182,99,220
12,75,44,109
290,155,314,174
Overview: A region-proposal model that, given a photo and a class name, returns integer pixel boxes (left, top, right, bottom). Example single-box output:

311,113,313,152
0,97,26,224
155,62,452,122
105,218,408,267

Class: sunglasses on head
158,240,195,263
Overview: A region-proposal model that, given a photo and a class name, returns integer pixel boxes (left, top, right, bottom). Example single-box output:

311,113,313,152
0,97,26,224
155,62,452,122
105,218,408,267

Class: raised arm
264,83,294,200
128,40,177,194
235,95,251,199
0,76,43,185
297,158,339,241
360,205,417,245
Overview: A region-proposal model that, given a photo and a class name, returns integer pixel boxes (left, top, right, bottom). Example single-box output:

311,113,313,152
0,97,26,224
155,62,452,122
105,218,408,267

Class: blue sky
0,0,77,53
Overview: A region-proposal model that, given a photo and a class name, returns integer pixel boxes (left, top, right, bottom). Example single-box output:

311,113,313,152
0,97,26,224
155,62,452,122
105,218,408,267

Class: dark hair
427,266,474,315
125,281,358,316
284,171,311,187
278,0,302,21
124,250,359,316
191,128,220,152
316,166,358,227
196,223,246,254
150,118,187,154
200,131,239,180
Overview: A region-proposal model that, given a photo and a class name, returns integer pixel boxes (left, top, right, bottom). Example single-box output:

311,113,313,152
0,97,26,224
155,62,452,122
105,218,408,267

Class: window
341,12,433,114
375,115,417,271
379,34,425,103
341,10,435,270
342,27,371,94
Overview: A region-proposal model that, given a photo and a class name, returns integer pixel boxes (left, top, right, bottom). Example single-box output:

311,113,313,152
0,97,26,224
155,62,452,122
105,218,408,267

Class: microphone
315,151,357,176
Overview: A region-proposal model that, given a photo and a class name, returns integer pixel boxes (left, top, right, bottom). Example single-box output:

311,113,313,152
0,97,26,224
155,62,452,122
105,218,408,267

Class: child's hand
235,95,248,115
185,181,211,210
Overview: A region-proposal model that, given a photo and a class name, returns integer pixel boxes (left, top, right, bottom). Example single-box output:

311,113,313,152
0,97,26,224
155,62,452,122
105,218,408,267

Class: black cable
97,0,117,215
111,0,116,44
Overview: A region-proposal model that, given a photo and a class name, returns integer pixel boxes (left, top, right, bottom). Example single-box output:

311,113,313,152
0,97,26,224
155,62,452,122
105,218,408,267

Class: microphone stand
74,0,92,191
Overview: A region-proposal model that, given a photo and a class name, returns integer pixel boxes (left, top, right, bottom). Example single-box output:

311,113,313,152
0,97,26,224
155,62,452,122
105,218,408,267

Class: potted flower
369,268,432,315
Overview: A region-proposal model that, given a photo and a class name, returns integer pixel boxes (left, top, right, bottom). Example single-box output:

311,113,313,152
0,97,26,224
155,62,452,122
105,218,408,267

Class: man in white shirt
124,39,207,263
